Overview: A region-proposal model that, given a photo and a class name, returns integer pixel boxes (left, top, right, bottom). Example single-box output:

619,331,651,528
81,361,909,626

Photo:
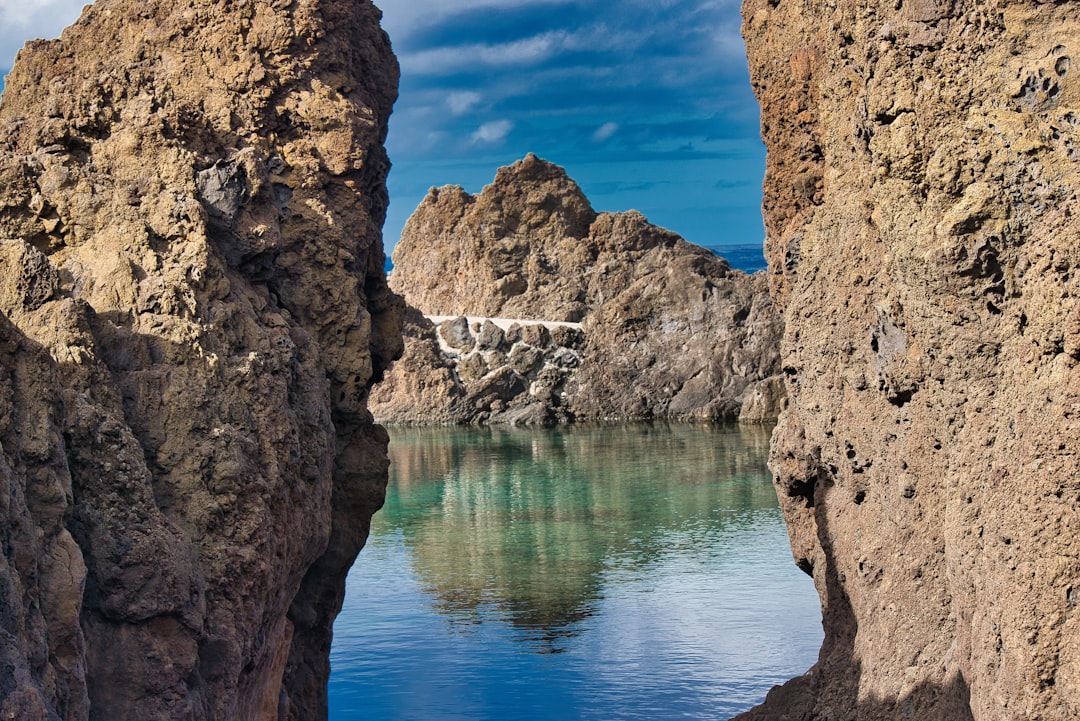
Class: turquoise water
329,424,821,720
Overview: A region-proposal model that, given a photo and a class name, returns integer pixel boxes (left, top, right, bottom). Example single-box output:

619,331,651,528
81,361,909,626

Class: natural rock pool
329,424,821,719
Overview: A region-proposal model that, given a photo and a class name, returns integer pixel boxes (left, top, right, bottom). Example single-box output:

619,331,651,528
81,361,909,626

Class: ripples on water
330,423,822,720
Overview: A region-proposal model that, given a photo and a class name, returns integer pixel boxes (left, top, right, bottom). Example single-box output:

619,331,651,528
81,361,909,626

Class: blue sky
0,0,765,252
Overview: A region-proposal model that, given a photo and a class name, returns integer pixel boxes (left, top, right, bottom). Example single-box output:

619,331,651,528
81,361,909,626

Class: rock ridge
376,155,784,425
0,1,402,719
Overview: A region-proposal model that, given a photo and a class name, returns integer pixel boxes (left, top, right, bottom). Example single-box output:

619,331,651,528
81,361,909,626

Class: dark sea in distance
707,243,768,274
384,242,768,276
330,424,821,721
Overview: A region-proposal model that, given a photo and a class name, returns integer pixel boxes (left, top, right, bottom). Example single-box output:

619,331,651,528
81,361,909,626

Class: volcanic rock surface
741,1,1080,719
0,1,402,719
377,155,783,424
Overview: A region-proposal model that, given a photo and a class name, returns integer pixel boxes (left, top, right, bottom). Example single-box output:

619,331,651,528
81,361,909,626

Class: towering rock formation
0,1,402,719
742,1,1079,719
377,155,783,424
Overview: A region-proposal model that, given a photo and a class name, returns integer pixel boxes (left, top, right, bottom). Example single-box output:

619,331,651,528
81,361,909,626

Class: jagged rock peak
0,1,402,720
476,153,598,238
414,154,597,240
391,154,725,323
496,152,588,187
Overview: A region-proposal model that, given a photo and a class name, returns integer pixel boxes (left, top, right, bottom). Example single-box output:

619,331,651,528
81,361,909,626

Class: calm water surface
330,424,821,720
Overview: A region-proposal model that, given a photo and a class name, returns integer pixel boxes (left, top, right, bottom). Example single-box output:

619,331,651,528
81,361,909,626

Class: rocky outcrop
388,155,600,323
377,155,783,424
741,1,1080,719
0,1,402,720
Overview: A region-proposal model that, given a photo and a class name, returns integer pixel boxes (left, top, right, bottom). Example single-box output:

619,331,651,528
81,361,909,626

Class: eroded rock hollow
0,1,402,719
742,1,1080,719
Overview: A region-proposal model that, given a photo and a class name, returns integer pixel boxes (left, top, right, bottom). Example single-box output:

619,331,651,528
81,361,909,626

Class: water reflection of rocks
381,423,778,648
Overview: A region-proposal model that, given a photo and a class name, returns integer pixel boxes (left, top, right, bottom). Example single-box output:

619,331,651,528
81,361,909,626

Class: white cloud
446,90,483,116
401,32,563,76
470,119,513,144
0,0,89,69
398,24,647,77
593,121,618,142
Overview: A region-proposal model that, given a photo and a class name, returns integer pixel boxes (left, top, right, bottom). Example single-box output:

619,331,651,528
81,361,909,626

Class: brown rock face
390,154,599,323
0,1,402,719
380,155,783,424
742,1,1080,719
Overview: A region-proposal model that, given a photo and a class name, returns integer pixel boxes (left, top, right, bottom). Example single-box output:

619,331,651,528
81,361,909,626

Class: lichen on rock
0,1,402,719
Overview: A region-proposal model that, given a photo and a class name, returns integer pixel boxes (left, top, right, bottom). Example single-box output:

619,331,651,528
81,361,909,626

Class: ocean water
329,424,822,720
708,244,767,274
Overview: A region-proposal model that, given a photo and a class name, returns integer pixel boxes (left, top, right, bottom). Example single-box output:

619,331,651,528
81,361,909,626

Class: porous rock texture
740,1,1080,719
0,1,402,719
378,155,784,424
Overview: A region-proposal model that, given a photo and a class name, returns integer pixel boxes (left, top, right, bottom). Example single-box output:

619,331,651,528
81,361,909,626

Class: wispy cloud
402,33,563,75
398,25,646,77
447,90,483,116
470,119,514,144
593,122,619,142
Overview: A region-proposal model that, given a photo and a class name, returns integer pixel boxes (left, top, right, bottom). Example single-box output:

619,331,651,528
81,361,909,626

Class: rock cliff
377,155,783,424
0,1,401,719
741,1,1079,719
